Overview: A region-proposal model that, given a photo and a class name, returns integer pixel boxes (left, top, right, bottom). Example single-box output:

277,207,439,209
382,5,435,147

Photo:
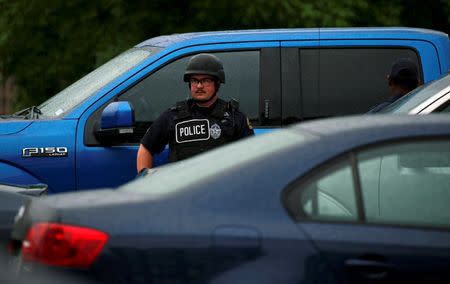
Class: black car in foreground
0,183,47,245
9,115,450,284
0,183,46,283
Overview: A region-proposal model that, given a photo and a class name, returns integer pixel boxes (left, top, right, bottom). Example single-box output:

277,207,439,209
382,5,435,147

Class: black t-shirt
141,99,254,156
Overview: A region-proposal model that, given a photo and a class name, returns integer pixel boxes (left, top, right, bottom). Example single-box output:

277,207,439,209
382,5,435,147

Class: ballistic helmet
183,53,225,83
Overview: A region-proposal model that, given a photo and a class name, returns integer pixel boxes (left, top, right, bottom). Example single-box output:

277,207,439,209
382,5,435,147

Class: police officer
136,53,254,173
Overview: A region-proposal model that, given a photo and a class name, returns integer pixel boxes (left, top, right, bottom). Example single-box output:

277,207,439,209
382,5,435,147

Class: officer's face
189,75,217,104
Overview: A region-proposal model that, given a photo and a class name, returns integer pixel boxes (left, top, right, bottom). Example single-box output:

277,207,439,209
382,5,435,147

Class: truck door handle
345,258,393,280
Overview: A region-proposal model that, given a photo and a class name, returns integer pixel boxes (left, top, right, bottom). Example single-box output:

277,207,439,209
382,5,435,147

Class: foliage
0,0,448,111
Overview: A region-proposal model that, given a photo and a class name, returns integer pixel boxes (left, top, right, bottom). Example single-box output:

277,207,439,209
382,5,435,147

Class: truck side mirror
95,101,135,145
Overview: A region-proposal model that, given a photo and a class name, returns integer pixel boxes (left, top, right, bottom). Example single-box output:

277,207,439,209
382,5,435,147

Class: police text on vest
175,119,210,143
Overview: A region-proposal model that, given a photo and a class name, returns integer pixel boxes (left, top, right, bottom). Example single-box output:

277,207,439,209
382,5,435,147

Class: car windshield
379,73,450,114
38,46,161,118
120,129,316,197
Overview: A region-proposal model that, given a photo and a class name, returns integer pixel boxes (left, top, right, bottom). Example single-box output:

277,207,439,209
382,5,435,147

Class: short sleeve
140,111,171,154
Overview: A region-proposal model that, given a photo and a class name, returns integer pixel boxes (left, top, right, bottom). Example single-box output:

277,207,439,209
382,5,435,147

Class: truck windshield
38,47,161,118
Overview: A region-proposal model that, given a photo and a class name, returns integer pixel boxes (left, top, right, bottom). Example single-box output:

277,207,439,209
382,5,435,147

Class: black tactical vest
168,99,236,162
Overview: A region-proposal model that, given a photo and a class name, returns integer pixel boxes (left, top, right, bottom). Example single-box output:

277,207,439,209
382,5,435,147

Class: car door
77,44,281,190
284,139,450,283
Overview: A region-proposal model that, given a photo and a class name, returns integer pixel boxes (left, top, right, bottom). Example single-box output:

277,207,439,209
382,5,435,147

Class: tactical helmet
183,53,225,83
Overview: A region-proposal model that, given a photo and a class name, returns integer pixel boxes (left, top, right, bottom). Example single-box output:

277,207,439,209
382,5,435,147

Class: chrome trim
410,85,450,114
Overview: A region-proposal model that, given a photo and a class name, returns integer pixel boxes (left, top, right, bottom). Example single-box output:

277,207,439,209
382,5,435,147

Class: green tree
0,0,448,113
0,0,191,110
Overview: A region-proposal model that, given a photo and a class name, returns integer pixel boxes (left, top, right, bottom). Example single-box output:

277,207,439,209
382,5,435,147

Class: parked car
0,183,46,284
0,27,449,193
10,114,450,284
377,72,450,114
0,183,47,245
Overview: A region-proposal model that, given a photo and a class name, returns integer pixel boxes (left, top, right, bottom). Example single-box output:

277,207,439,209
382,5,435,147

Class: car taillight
22,222,108,268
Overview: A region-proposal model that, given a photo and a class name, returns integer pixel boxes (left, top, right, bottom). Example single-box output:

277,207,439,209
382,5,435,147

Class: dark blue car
10,115,450,283
0,183,46,283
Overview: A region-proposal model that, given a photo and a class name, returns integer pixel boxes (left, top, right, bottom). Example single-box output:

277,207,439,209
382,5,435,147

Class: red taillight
22,222,108,268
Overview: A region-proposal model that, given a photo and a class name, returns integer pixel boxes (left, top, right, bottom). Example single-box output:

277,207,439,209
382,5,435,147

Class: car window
358,141,450,228
285,140,450,229
438,102,450,113
119,51,260,124
287,157,358,222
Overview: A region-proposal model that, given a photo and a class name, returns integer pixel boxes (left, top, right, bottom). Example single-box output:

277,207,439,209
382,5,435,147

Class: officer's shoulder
232,110,248,120
168,100,186,112
224,99,246,116
227,98,239,111
170,99,193,112
159,106,178,120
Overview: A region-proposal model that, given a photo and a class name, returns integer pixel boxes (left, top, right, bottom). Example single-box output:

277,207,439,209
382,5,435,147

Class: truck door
77,44,281,190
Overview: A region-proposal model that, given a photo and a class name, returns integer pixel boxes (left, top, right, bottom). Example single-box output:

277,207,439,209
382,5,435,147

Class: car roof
122,114,450,196
293,114,450,141
136,27,448,48
29,114,450,212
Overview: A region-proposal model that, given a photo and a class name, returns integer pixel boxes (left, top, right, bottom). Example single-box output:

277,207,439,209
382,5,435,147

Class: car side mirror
95,101,135,145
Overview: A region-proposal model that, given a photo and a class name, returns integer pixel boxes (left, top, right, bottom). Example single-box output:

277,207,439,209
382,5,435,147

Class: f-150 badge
22,147,68,158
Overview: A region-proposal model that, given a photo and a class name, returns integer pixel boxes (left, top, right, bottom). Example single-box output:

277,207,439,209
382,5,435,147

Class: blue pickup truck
1,27,449,194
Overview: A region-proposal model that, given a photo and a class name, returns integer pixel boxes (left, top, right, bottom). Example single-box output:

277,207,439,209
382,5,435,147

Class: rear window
299,48,421,118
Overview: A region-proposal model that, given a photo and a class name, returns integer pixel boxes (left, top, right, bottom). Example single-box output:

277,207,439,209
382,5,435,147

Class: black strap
174,100,192,120
229,98,239,110
210,99,228,119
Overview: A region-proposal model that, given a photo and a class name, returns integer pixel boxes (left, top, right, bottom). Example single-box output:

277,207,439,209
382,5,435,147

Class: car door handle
345,258,393,280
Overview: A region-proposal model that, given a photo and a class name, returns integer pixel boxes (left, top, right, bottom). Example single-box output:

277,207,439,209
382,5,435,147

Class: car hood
0,120,32,135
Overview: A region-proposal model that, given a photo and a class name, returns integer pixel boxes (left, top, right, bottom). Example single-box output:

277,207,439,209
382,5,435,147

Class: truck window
299,48,421,119
119,51,260,124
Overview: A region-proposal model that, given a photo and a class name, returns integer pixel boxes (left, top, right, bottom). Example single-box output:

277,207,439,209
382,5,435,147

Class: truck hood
0,120,33,135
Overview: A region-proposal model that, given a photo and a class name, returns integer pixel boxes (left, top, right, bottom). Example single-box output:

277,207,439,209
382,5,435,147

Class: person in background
368,58,420,113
